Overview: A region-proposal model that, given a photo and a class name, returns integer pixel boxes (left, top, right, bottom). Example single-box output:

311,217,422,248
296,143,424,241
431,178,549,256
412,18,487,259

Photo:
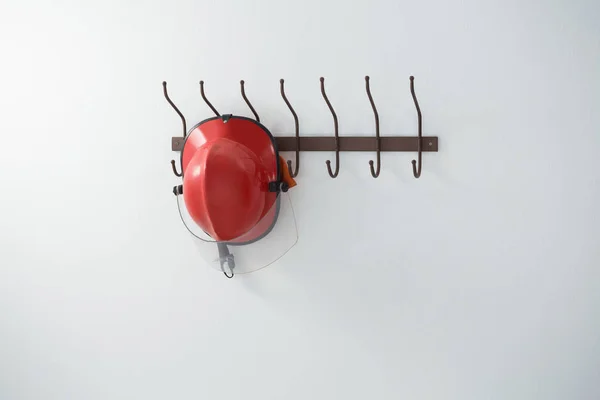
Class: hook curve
170,160,182,177
240,80,260,122
320,77,339,178
162,81,187,137
280,79,300,177
410,76,422,178
365,76,381,178
199,80,220,116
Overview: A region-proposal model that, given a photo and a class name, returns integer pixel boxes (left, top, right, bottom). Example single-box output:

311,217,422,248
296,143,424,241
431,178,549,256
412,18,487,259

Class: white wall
1,0,599,399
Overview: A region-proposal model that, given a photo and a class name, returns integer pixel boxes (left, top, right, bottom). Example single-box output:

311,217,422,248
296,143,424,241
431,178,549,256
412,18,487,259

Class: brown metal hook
163,81,186,177
365,76,381,178
410,76,422,178
280,79,300,177
162,81,187,137
199,80,220,117
170,160,182,177
320,77,339,178
240,80,260,122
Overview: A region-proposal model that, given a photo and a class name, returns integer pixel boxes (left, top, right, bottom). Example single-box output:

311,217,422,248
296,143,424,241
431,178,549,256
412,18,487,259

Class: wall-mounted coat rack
166,76,438,179
163,76,440,278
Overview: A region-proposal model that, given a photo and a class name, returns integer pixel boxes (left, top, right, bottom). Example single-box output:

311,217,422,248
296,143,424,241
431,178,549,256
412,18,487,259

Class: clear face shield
174,188,298,277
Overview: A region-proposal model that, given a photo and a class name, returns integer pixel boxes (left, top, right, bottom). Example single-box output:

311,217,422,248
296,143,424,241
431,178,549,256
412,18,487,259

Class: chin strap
218,243,235,279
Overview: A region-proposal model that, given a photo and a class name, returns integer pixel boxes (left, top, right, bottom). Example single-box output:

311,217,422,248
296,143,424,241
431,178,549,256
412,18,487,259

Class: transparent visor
176,191,298,276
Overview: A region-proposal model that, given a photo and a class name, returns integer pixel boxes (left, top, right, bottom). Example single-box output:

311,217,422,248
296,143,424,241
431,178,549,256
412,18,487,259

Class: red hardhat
180,116,282,243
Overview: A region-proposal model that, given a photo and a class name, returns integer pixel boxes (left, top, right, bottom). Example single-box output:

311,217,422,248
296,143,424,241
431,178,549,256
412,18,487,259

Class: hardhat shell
181,116,280,243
